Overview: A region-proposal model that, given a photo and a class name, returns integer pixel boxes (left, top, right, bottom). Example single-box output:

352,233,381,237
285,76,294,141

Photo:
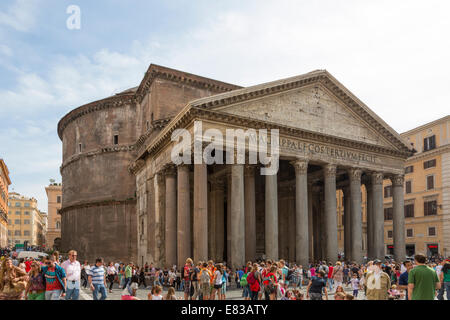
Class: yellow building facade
45,183,61,250
0,159,11,248
7,192,47,247
337,115,450,258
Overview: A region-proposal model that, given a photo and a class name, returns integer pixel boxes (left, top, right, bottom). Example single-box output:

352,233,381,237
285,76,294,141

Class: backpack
247,271,256,285
240,273,248,286
200,269,210,284
287,268,294,281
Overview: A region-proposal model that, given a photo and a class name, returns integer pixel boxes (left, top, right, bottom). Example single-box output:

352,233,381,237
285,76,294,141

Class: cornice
57,94,135,140
135,64,242,103
60,144,135,173
405,144,450,162
59,198,136,215
400,115,450,137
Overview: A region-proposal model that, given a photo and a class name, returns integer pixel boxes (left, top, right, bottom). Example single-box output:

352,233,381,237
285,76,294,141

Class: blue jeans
444,282,450,300
66,280,80,300
328,278,334,291
45,290,62,300
93,284,107,300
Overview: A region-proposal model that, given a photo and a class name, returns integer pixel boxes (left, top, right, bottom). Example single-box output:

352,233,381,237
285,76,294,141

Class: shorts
201,283,210,296
184,280,191,294
214,284,222,290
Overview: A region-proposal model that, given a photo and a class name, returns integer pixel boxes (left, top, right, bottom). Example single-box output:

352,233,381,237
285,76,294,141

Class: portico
131,70,414,268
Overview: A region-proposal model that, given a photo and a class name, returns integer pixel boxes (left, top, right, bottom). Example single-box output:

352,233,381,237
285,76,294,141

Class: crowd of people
1,247,449,300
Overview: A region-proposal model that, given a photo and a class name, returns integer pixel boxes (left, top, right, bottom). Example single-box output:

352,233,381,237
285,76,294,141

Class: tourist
398,260,413,300
438,261,450,300
121,275,139,300
81,260,90,289
332,261,344,291
211,264,223,300
151,285,163,300
106,262,117,292
183,258,193,300
240,267,250,300
0,258,28,300
220,265,228,300
365,259,390,300
350,273,360,298
25,261,45,300
42,255,67,300
88,257,107,300
199,262,211,300
164,286,177,300
306,270,328,300
436,260,446,300
123,262,133,291
61,250,81,300
190,261,201,300
408,254,440,300
136,267,146,289
327,262,334,291
18,259,26,271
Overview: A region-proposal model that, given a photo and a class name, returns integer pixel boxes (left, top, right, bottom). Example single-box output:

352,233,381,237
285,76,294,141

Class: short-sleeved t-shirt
408,265,439,300
88,265,106,285
309,277,326,294
44,267,63,291
398,271,409,300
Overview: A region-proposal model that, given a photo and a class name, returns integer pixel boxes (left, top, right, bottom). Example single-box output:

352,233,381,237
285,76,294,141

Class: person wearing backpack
240,269,250,300
280,260,290,287
190,262,201,300
199,262,211,300
246,266,260,300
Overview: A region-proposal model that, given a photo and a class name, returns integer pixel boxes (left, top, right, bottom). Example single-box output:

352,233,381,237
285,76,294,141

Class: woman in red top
183,258,193,300
266,266,278,300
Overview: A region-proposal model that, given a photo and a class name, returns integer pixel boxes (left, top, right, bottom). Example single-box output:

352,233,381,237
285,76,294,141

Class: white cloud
0,44,13,56
0,0,41,32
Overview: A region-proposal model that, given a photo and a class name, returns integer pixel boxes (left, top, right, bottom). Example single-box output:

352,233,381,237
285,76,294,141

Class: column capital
156,171,165,184
163,164,177,177
348,168,362,182
290,159,308,175
177,163,190,171
323,163,337,177
390,174,404,187
371,172,384,185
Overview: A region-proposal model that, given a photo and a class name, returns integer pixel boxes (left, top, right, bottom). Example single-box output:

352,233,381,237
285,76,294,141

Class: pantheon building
58,64,414,268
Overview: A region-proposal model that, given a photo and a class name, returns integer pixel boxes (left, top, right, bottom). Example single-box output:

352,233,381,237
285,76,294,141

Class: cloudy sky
0,0,449,211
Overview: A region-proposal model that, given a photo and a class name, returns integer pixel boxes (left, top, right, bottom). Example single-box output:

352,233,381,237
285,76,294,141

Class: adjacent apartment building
45,183,62,250
7,192,47,247
383,115,450,258
0,159,11,248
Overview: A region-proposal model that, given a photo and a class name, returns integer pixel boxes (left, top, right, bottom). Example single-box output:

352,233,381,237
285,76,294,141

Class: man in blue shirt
398,260,413,300
87,257,107,300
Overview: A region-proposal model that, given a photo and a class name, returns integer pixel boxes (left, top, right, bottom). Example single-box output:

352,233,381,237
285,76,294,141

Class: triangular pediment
213,84,395,149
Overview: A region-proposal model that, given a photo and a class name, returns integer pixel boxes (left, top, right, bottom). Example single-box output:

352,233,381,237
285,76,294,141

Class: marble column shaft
193,163,208,263
349,168,363,263
343,186,352,262
392,174,406,262
177,164,191,268
292,159,309,266
324,164,338,263
212,180,225,262
244,165,256,262
231,164,245,269
265,172,279,261
165,166,177,268
372,172,384,260
366,183,374,259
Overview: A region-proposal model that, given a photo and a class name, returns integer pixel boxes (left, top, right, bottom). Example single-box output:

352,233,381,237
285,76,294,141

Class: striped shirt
87,265,106,285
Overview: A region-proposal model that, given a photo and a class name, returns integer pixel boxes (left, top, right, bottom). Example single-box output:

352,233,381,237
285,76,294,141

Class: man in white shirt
61,250,81,300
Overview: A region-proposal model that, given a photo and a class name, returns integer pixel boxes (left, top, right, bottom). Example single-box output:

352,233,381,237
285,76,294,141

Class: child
350,273,360,298
150,285,163,300
388,284,403,300
121,275,139,300
164,287,178,300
